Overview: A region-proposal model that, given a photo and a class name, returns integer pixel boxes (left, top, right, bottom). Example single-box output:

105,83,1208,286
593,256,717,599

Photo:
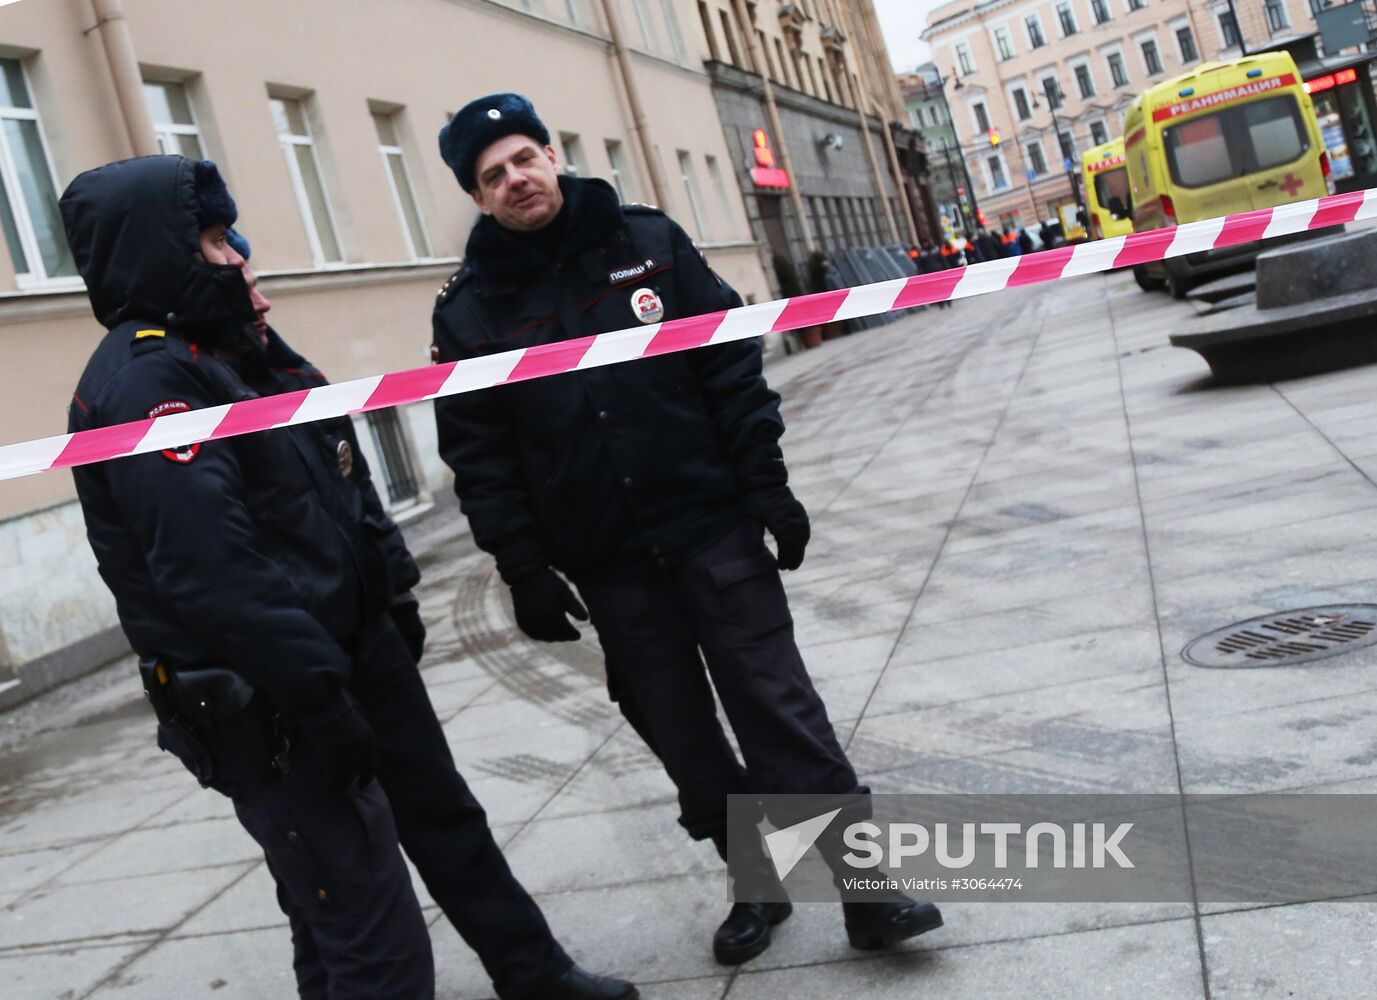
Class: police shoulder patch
435,262,472,307
146,399,201,464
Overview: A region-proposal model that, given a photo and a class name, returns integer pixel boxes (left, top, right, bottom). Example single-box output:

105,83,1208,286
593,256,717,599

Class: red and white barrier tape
3,187,1374,482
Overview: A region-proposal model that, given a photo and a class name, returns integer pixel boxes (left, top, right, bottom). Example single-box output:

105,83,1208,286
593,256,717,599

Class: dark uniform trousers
181,614,570,1000
195,707,435,1000
576,520,864,844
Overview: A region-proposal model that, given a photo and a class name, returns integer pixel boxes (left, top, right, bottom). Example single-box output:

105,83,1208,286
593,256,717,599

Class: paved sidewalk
4,270,1377,998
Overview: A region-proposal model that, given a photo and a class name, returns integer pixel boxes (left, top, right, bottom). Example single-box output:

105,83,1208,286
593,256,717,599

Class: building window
564,0,590,26
995,26,1015,61
774,38,792,88
697,2,720,61
1057,2,1079,36
1092,0,1112,24
1027,140,1048,174
1108,51,1130,87
987,155,1008,190
373,111,431,259
1127,0,1146,10
1013,86,1032,121
0,59,75,282
1026,15,1047,48
1075,63,1096,98
269,96,343,265
606,139,635,202
819,56,833,102
718,10,742,65
559,132,585,176
143,80,204,159
677,150,706,240
1217,8,1241,47
1176,25,1199,62
1141,38,1163,76
365,409,420,507
631,0,660,52
1090,120,1110,145
973,101,991,133
758,31,778,80
705,154,735,239
956,42,976,76
659,0,688,63
1042,76,1065,110
1058,131,1076,162
1264,0,1289,31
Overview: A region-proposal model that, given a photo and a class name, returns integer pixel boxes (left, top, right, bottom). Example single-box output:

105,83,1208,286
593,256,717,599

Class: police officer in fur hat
430,95,943,966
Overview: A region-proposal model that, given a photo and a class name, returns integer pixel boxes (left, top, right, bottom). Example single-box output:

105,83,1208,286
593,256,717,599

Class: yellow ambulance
1082,139,1133,241
1123,51,1328,297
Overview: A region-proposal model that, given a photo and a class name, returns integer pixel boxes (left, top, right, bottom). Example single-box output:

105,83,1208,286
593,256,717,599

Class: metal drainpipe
847,67,900,243
597,0,670,209
730,0,815,252
839,3,912,245
91,0,157,158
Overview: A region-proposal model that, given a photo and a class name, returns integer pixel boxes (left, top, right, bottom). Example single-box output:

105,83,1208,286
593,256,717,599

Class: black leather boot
538,964,638,999
713,899,794,965
842,898,944,950
712,830,794,965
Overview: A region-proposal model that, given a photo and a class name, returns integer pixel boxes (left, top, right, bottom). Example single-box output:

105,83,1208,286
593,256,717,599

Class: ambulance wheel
1133,265,1165,292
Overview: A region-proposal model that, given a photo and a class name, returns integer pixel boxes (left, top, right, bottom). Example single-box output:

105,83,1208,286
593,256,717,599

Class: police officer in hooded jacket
60,155,636,1000
432,95,943,966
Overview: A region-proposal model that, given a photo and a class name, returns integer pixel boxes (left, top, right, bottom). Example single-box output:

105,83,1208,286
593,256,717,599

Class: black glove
304,701,379,792
389,594,426,663
511,568,589,642
745,486,811,571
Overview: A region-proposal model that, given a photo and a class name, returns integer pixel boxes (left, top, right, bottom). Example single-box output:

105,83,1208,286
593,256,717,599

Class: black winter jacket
61,155,367,722
233,327,421,602
432,175,787,584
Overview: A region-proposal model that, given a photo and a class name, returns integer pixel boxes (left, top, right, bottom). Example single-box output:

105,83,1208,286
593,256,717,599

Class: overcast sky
872,0,950,74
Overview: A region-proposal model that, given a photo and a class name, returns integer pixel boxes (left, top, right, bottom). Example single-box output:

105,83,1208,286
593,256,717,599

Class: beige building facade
920,0,1335,230
0,0,776,699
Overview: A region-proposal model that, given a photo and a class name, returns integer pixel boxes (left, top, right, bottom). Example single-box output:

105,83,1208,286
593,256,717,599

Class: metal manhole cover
1183,605,1377,668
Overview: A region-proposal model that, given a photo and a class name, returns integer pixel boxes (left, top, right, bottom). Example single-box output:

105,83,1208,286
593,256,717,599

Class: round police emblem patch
630,287,664,324
337,439,354,478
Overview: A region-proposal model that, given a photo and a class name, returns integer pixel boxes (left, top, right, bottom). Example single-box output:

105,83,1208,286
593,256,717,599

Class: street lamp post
1036,78,1084,220
934,70,981,232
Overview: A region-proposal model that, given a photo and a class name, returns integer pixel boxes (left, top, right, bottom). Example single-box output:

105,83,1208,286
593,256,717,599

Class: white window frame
1025,138,1049,176
1169,17,1199,65
374,114,433,261
1056,1,1081,37
970,99,992,137
144,80,204,159
983,149,1011,192
605,139,636,203
676,150,707,240
271,97,344,267
705,153,735,241
1025,12,1049,49
1070,56,1096,99
1134,30,1164,77
992,24,1016,61
1088,117,1111,146
1125,0,1147,11
1212,4,1243,50
559,131,585,176
1040,72,1065,110
1263,0,1291,32
0,61,76,288
1009,81,1033,121
1103,43,1131,88
1090,0,1113,25
955,41,976,76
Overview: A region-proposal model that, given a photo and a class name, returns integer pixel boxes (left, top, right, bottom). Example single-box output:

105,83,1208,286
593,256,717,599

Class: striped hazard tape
3,187,1374,482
